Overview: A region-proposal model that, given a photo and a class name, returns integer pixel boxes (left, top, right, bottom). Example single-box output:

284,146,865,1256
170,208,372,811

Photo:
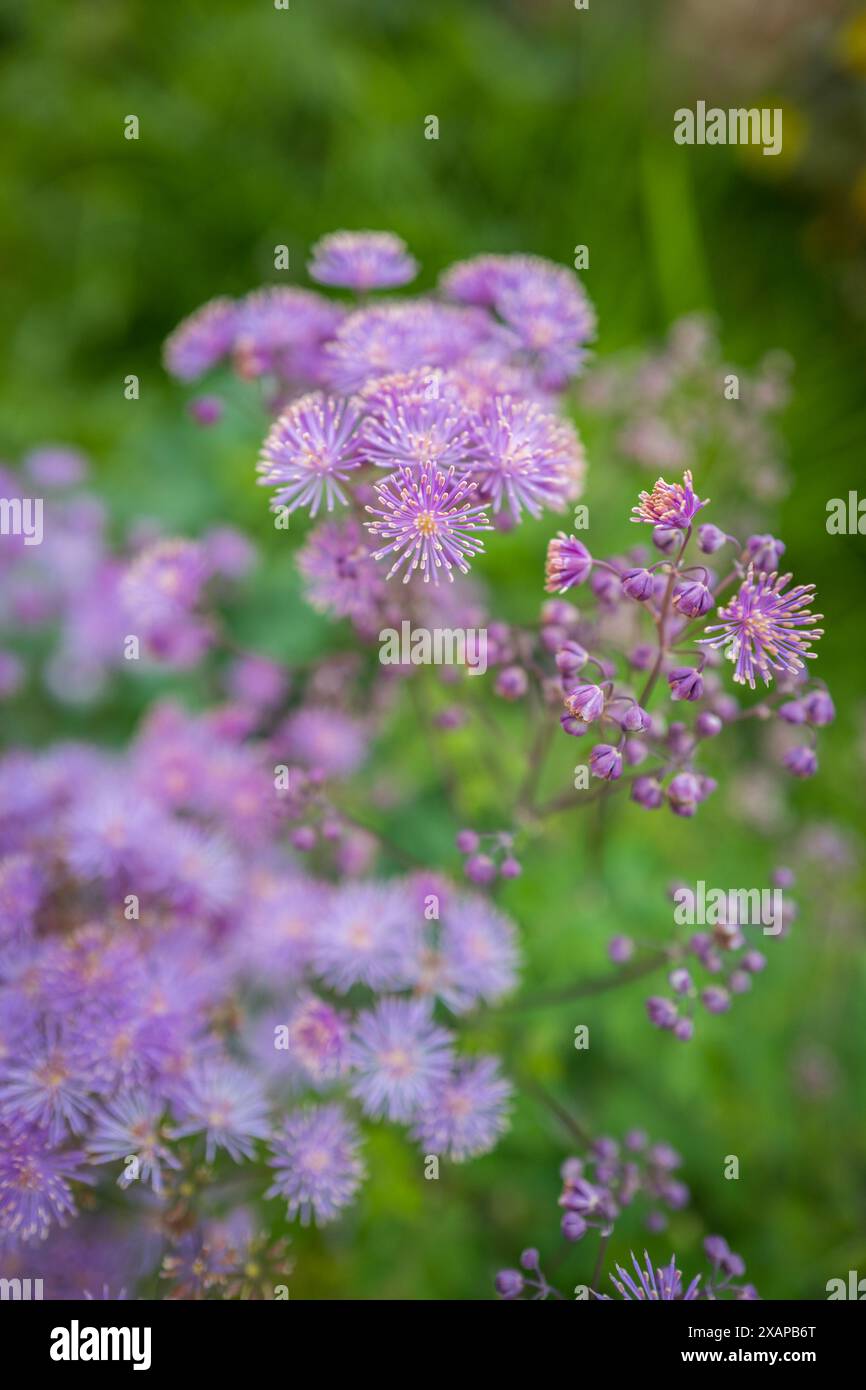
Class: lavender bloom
163,297,238,381
673,578,713,618
411,1056,511,1161
0,1123,89,1241
698,523,727,553
312,881,416,992
349,997,454,1123
600,1250,701,1301
435,895,520,1012
746,534,786,571
632,775,663,810
631,470,707,530
267,1103,365,1226
564,683,606,723
232,286,344,383
287,995,350,1085
354,368,479,474
622,567,656,601
668,666,704,702
257,393,361,517
308,230,418,291
297,516,387,632
470,396,584,521
589,744,622,781
365,465,492,585
700,567,823,689
783,746,818,778
88,1092,181,1194
325,301,498,394
0,1029,94,1143
803,689,835,726
545,533,592,592
170,1063,271,1162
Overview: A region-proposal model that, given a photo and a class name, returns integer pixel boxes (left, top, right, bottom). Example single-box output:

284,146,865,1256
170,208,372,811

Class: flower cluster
165,230,593,587
541,470,829,813
495,1133,757,1300
0,667,517,1291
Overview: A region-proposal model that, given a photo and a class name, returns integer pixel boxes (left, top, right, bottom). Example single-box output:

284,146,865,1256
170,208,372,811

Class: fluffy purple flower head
0,1028,94,1143
411,1056,511,1161
354,367,479,474
365,465,491,585
631,470,707,530
288,995,350,1085
266,1103,365,1226
349,997,454,1123
600,1250,701,1301
470,396,584,522
297,516,387,633
325,301,498,394
308,230,418,292
163,297,238,381
257,393,361,518
0,1122,89,1241
170,1062,271,1163
433,895,520,1013
232,287,344,383
544,533,592,593
700,567,823,689
88,1092,181,1195
311,881,415,992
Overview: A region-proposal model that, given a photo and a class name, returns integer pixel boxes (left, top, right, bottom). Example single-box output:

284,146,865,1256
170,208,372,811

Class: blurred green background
1,0,864,1298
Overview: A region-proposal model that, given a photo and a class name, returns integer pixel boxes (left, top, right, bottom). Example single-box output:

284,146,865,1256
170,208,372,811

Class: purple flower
411,1056,511,1160
783,746,818,778
746,534,785,571
435,895,520,1012
365,465,492,585
257,393,361,518
803,689,834,726
267,1103,365,1226
495,1268,524,1299
325,301,498,393
287,995,351,1085
701,986,731,1014
668,666,704,702
312,881,415,992
545,533,592,592
608,935,634,963
297,516,387,632
564,683,606,723
589,744,622,781
600,1250,701,1301
88,1092,181,1195
163,297,238,381
495,666,529,700
631,775,663,810
232,286,344,383
0,1122,89,1241
308,230,418,291
646,997,678,1030
170,1062,271,1162
349,997,454,1123
697,523,727,554
0,1028,94,1143
673,579,713,618
667,771,703,816
631,471,707,530
355,367,479,474
470,396,584,521
700,567,823,689
622,567,655,601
